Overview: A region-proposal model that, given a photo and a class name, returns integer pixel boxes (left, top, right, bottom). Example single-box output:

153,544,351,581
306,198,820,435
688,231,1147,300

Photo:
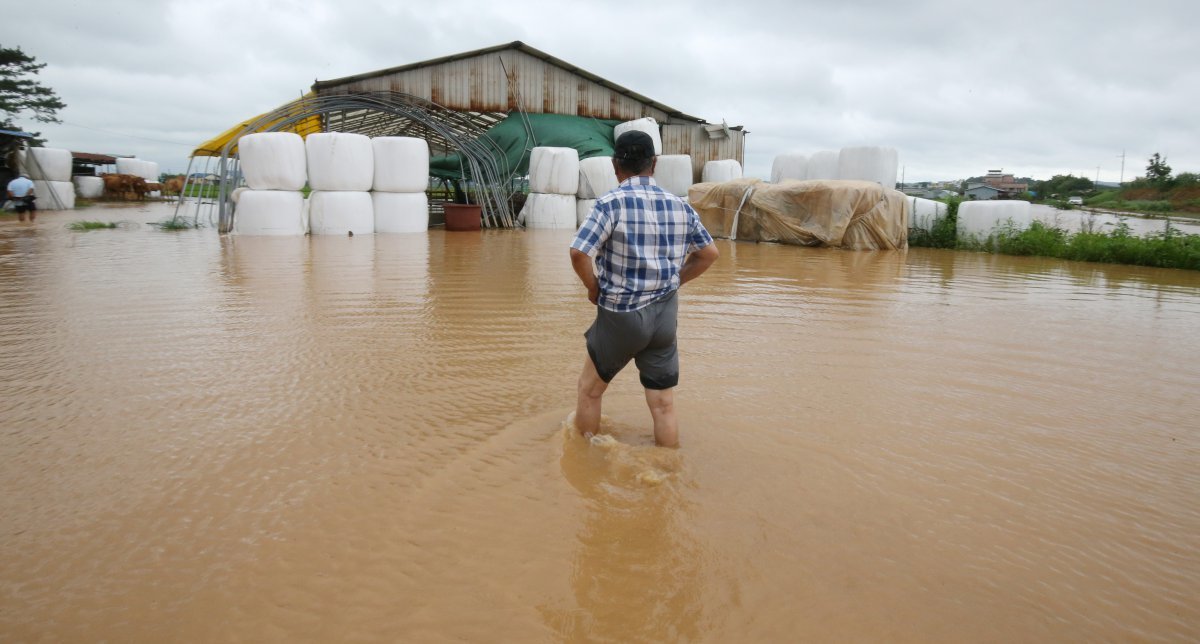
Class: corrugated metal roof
312,41,707,124
72,151,118,164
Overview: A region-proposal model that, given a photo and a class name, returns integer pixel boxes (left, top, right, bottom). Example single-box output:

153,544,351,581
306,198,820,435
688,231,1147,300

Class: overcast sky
2,0,1196,182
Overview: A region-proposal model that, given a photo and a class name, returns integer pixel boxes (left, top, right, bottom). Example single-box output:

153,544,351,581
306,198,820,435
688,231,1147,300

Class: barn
190,42,747,231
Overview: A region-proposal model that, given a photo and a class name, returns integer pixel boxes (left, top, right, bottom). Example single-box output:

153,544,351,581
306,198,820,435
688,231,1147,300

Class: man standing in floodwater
569,130,719,447
6,173,36,222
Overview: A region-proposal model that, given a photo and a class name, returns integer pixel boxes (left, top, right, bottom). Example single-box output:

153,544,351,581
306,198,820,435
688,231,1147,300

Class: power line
57,121,194,147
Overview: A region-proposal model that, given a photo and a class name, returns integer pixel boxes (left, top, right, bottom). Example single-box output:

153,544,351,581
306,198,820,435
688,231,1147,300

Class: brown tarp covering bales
687,179,909,250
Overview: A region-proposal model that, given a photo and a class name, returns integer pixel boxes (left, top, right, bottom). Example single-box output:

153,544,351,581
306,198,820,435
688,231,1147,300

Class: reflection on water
1,203,1199,641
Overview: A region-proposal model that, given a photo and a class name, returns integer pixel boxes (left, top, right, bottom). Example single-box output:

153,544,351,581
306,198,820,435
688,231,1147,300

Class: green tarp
430,111,620,180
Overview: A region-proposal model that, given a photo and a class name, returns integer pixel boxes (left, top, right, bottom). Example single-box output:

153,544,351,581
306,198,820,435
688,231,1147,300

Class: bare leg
644,387,679,447
575,356,608,437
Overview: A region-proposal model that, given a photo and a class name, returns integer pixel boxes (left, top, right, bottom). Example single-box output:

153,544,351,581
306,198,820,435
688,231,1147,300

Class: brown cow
163,175,185,196
99,173,149,201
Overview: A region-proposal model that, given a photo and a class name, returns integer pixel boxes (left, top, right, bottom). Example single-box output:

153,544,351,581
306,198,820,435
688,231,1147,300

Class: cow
100,173,149,201
163,175,185,196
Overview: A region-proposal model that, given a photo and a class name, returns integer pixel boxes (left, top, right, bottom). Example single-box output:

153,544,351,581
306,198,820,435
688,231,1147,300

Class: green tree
1033,174,1094,199
1145,152,1172,184
0,45,66,141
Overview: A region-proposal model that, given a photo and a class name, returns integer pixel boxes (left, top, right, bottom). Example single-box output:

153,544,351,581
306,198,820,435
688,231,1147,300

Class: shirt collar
620,175,656,188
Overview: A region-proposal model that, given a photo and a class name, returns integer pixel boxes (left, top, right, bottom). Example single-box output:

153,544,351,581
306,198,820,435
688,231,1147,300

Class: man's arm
679,243,719,286
569,248,600,304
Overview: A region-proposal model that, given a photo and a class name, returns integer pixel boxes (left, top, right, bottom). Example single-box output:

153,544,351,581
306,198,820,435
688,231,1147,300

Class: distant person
569,131,720,448
6,173,36,222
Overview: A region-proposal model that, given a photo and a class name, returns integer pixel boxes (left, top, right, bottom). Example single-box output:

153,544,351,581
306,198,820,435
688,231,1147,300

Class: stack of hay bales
20,147,75,210
306,133,375,235
769,147,899,188
522,147,578,229
957,201,1032,243
614,117,662,155
655,154,693,201
770,153,809,183
837,146,899,189
689,179,908,250
702,159,742,183
372,137,430,233
232,132,308,235
576,156,617,227
73,175,105,199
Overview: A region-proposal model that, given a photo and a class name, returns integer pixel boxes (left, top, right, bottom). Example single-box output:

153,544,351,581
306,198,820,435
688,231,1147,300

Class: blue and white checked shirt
570,176,714,312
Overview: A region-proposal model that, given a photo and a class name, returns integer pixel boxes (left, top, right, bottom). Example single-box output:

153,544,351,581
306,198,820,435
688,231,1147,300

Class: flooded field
2,203,1199,642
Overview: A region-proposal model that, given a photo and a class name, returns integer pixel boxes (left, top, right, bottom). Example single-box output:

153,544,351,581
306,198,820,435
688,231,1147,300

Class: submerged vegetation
909,197,1200,271
150,217,202,230
67,220,118,231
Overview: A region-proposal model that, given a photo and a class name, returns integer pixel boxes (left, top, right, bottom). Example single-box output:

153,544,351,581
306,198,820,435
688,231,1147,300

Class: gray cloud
2,0,1196,182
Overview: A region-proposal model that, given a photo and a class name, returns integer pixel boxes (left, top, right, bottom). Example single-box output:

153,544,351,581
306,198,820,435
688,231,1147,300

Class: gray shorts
585,290,679,390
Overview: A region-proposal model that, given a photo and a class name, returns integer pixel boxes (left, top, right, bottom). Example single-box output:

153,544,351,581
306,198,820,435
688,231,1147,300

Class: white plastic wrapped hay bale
613,117,662,155
19,147,73,182
309,191,374,235
521,193,576,229
238,132,307,190
529,147,580,195
373,192,428,233
306,132,374,191
116,158,144,180
372,137,430,193
143,160,160,182
771,153,809,183
73,176,104,199
702,159,742,184
957,201,1032,242
806,150,838,180
233,190,306,235
230,186,249,204
655,154,693,199
837,146,899,189
576,198,597,227
577,156,617,199
31,180,75,210
909,197,947,232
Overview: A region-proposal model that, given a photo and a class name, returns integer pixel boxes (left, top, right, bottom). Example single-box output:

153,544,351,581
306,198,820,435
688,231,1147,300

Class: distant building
965,184,1002,200
982,169,1028,195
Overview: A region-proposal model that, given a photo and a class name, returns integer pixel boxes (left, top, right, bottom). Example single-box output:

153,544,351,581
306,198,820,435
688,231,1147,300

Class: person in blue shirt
569,131,719,447
6,173,37,222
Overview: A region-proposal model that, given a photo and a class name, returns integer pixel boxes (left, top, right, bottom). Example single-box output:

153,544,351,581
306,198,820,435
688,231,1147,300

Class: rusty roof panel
313,42,702,123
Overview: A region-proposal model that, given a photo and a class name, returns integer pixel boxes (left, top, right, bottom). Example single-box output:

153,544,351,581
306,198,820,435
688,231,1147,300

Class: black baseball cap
614,131,656,161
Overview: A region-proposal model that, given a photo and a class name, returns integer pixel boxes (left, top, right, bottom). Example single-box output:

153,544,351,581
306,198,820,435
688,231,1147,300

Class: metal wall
316,50,672,123
661,124,747,183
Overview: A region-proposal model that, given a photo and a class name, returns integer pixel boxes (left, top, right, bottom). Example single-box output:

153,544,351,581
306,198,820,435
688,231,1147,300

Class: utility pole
1118,150,1125,185
1096,165,1101,184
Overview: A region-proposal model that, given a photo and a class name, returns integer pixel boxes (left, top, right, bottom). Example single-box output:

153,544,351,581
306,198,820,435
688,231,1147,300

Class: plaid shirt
571,176,714,312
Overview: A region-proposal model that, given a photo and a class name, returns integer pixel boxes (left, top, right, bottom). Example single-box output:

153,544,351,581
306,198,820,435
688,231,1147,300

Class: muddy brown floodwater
2,203,1199,642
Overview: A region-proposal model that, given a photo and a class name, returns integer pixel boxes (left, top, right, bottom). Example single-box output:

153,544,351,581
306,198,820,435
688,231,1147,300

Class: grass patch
910,207,1200,271
67,220,118,231
150,217,202,230
907,197,960,249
